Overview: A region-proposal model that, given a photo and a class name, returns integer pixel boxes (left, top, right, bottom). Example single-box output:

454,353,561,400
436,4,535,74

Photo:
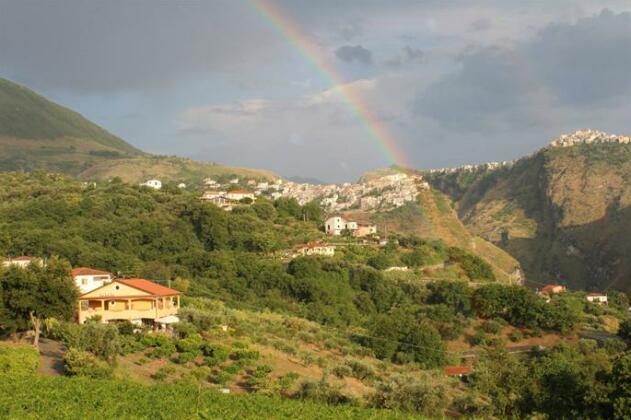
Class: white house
229,178,240,184
2,256,41,268
586,293,608,305
71,267,114,294
141,179,162,190
325,216,366,236
177,183,187,189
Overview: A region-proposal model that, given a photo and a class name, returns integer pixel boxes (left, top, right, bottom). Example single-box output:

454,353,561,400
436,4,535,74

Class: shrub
332,365,353,378
173,322,199,339
345,359,376,381
152,365,176,381
509,330,524,342
0,344,39,374
113,320,136,336
230,349,260,361
175,335,203,356
481,320,503,335
202,344,230,366
370,374,449,416
63,348,112,379
119,335,145,355
294,380,353,405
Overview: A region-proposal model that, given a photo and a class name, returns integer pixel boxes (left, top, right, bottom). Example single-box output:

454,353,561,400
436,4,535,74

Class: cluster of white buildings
549,129,631,148
271,173,426,212
427,160,515,175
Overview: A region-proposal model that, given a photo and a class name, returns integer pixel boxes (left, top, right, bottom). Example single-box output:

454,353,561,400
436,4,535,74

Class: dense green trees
0,257,77,346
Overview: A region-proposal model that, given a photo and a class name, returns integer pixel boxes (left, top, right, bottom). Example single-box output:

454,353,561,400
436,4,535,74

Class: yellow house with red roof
77,278,180,326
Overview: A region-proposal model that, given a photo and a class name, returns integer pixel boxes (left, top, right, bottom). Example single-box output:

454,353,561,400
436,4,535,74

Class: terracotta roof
587,292,607,297
226,190,252,195
10,256,34,261
541,284,565,293
444,366,473,376
71,267,111,277
117,278,180,296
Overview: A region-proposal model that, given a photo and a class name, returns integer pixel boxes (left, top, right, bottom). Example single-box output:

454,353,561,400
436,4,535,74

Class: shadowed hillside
426,130,631,291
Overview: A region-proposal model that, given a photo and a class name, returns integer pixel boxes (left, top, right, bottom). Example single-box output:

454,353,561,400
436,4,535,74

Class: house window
82,278,88,285
80,301,88,311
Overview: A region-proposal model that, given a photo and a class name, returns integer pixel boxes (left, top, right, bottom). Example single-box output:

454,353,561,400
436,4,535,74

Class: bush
202,344,230,367
345,359,376,381
0,344,39,374
63,348,112,379
230,349,260,361
481,320,503,335
152,365,176,381
175,335,203,356
509,330,524,342
294,380,353,405
54,322,121,362
142,334,177,359
119,335,145,355
332,365,353,378
370,374,449,416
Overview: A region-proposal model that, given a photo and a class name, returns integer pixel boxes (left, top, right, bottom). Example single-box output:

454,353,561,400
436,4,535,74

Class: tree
611,351,631,419
618,319,631,342
0,257,78,347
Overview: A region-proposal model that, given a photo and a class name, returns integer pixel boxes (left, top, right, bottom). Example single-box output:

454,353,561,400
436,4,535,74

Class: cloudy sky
2,1,631,182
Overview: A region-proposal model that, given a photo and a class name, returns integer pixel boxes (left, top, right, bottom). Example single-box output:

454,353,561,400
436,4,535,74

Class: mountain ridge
424,129,631,291
0,77,276,182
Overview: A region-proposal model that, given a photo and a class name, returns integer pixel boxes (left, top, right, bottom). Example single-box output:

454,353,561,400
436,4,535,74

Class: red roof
71,267,111,277
541,284,565,293
444,366,473,376
10,256,34,261
117,278,180,296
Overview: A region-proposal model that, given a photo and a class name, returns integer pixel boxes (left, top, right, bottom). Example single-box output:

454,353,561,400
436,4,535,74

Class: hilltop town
549,129,631,148
194,172,428,213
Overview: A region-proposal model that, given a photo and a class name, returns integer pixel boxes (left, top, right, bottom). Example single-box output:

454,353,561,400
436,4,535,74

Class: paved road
37,338,65,376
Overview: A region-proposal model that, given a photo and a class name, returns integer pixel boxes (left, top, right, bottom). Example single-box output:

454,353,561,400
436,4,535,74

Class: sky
1,1,631,182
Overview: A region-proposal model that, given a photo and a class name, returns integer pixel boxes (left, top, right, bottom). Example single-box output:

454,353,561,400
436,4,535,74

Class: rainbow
247,0,411,168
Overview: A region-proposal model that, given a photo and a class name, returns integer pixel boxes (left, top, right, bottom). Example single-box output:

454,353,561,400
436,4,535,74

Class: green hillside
0,78,276,182
425,133,631,291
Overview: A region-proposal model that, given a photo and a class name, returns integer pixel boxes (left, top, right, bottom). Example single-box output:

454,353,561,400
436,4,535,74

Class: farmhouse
586,293,608,305
325,216,376,237
225,190,255,201
353,223,377,237
325,216,357,236
71,267,114,294
539,284,566,295
77,278,180,327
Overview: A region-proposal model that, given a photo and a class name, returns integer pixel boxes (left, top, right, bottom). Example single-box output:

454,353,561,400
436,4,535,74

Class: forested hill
424,130,631,292
0,77,276,182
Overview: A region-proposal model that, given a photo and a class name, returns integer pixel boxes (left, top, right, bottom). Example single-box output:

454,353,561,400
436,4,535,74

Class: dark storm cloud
415,10,631,130
335,45,373,65
0,0,278,92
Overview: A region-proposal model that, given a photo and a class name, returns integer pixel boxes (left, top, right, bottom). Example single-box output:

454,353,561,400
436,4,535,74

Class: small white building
71,267,114,294
586,293,608,305
2,256,41,268
294,242,335,257
141,179,162,190
325,216,369,236
177,183,186,189
229,178,240,184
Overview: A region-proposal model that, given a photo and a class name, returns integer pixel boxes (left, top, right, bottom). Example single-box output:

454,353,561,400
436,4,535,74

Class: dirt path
37,338,65,376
